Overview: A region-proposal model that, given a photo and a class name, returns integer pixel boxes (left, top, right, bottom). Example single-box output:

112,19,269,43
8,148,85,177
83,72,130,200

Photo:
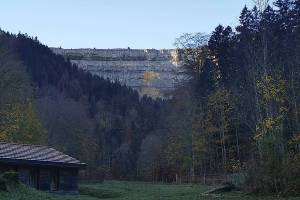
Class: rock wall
51,48,186,99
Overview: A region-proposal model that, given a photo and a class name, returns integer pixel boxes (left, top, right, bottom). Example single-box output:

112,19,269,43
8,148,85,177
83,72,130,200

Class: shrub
282,153,300,196
0,177,6,191
2,171,19,183
245,152,300,196
0,171,19,191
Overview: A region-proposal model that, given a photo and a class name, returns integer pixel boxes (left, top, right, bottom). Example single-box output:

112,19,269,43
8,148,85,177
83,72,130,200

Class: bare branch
252,0,270,13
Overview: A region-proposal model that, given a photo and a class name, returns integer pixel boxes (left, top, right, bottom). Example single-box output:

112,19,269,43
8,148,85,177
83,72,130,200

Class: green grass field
0,181,299,200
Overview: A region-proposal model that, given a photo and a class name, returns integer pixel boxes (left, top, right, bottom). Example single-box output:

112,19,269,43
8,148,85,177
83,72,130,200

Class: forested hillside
0,0,299,196
0,30,167,180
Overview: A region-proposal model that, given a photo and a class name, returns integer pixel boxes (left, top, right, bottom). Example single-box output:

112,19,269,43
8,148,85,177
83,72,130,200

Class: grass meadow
0,181,299,200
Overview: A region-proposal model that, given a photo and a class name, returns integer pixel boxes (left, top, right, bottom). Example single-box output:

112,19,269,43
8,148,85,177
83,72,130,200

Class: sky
0,0,257,49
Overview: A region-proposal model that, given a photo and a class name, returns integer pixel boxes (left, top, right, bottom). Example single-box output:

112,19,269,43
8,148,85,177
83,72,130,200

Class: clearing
0,181,299,200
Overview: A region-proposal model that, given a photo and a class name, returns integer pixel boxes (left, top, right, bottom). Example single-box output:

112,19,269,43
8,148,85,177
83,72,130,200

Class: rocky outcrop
51,48,186,99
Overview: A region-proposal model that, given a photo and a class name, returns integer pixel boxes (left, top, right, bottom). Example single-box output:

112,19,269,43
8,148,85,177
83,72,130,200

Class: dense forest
0,30,167,180
0,0,299,196
170,0,300,194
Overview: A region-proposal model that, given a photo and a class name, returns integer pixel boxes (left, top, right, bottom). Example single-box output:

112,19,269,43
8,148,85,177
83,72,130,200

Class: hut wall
0,164,15,174
18,166,30,185
0,163,80,193
0,165,7,173
39,168,51,191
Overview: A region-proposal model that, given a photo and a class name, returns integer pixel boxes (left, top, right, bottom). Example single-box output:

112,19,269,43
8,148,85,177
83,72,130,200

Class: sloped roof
0,142,85,168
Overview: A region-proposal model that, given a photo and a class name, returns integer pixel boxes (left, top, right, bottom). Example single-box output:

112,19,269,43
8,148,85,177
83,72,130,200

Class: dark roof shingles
0,143,84,166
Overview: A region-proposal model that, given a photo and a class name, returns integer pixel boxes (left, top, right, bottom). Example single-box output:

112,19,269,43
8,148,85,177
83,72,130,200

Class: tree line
158,0,300,195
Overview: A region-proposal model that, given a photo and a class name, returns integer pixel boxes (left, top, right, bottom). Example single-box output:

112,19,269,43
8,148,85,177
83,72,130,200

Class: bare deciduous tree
174,33,209,75
253,0,270,13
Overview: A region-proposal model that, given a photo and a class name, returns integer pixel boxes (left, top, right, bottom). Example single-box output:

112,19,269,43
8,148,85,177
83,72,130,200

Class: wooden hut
0,142,85,193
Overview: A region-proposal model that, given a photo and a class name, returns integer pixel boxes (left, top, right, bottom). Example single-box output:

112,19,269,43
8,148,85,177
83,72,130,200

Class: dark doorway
29,168,39,189
50,169,59,191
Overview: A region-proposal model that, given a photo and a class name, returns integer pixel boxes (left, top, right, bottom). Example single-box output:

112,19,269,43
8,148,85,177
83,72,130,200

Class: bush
0,171,19,191
2,171,19,183
245,152,300,196
282,153,300,196
0,177,6,191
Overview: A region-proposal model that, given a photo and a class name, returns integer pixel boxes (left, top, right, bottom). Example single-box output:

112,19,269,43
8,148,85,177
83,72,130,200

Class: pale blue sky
0,0,257,49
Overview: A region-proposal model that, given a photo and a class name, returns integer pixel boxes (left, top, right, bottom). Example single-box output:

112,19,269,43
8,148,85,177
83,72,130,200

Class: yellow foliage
257,75,287,105
206,89,232,135
264,117,276,130
226,159,242,173
144,71,160,82
255,117,282,140
0,102,47,144
165,142,183,163
255,75,288,141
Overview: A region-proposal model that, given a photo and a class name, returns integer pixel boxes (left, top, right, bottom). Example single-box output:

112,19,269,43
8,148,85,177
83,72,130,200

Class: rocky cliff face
51,48,186,98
